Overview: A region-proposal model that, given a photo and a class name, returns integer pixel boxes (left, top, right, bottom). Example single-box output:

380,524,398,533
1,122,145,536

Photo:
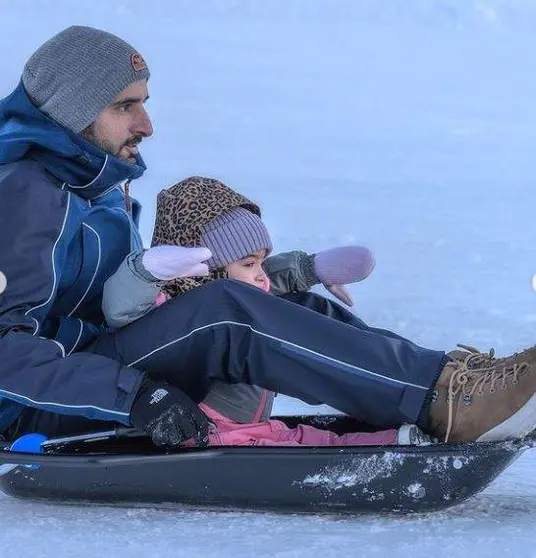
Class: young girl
102,176,432,446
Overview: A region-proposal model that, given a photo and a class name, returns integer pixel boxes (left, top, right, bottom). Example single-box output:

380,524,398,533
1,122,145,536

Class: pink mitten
142,245,212,280
314,246,375,307
325,284,354,306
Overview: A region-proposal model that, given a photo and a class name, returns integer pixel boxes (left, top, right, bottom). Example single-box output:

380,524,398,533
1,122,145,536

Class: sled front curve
0,438,526,513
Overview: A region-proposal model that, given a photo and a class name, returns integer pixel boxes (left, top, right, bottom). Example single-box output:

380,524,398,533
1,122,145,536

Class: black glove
130,379,209,448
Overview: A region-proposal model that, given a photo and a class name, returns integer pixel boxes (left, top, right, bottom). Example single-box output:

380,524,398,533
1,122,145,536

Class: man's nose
133,107,153,138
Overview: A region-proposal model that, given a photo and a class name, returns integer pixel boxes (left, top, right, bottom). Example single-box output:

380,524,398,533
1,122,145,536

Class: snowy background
1,0,536,556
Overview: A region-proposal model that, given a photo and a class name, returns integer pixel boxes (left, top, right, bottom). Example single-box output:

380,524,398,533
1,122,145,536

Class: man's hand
130,379,209,447
141,245,212,281
314,246,375,307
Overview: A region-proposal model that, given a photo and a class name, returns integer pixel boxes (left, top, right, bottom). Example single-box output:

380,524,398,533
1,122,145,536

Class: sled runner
0,415,532,514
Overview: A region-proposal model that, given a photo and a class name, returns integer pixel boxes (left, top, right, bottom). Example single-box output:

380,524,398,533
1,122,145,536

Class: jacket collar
0,82,147,200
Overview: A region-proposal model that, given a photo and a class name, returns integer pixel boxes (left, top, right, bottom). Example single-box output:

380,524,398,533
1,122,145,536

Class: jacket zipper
124,180,132,214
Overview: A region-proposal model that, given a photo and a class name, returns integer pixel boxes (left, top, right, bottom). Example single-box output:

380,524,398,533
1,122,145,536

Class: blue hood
0,82,147,199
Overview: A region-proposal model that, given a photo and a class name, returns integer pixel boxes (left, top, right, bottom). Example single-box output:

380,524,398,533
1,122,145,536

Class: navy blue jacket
0,83,148,429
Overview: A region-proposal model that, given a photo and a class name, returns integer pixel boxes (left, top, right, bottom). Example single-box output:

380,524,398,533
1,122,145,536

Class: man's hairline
111,79,150,106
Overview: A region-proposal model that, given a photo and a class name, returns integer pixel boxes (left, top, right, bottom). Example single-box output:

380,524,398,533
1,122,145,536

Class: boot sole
477,392,536,442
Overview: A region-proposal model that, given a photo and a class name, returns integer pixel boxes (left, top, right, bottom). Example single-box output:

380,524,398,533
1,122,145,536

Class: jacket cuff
300,252,320,288
128,250,164,284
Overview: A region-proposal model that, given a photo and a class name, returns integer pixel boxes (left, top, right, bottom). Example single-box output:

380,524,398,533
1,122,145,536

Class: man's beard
81,125,142,162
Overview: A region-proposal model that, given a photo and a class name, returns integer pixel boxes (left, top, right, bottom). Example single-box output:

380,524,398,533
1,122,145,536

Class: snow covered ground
1,0,536,556
0,451,535,558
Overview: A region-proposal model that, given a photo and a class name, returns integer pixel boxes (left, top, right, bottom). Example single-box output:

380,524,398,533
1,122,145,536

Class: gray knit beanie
22,25,150,134
201,207,273,270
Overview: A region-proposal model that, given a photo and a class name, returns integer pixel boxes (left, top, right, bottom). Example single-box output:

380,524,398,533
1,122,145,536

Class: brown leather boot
448,343,536,370
428,351,536,443
446,344,495,368
494,344,536,369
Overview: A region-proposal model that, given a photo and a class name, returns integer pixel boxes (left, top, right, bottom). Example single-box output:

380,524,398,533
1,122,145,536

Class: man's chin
116,151,138,164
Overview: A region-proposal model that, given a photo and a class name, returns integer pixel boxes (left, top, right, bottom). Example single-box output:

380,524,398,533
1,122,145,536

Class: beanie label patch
131,53,148,72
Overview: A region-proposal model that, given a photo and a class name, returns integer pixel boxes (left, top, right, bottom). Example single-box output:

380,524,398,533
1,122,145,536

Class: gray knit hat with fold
201,207,273,270
22,25,150,134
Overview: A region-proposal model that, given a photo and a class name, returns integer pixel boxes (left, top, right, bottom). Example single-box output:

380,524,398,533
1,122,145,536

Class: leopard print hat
151,175,265,298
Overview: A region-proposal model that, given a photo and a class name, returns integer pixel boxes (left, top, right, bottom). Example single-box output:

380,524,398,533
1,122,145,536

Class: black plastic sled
0,415,532,514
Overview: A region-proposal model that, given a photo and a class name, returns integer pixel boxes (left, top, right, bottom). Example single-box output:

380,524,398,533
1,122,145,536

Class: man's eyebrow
112,95,150,106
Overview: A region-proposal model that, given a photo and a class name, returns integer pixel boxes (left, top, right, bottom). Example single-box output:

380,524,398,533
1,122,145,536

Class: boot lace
444,354,528,442
454,343,495,369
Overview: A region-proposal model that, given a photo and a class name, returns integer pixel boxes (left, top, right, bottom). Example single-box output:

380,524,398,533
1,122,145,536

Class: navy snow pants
7,280,446,438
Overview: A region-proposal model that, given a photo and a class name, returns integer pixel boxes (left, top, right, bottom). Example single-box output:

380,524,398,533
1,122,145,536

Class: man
0,25,535,448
